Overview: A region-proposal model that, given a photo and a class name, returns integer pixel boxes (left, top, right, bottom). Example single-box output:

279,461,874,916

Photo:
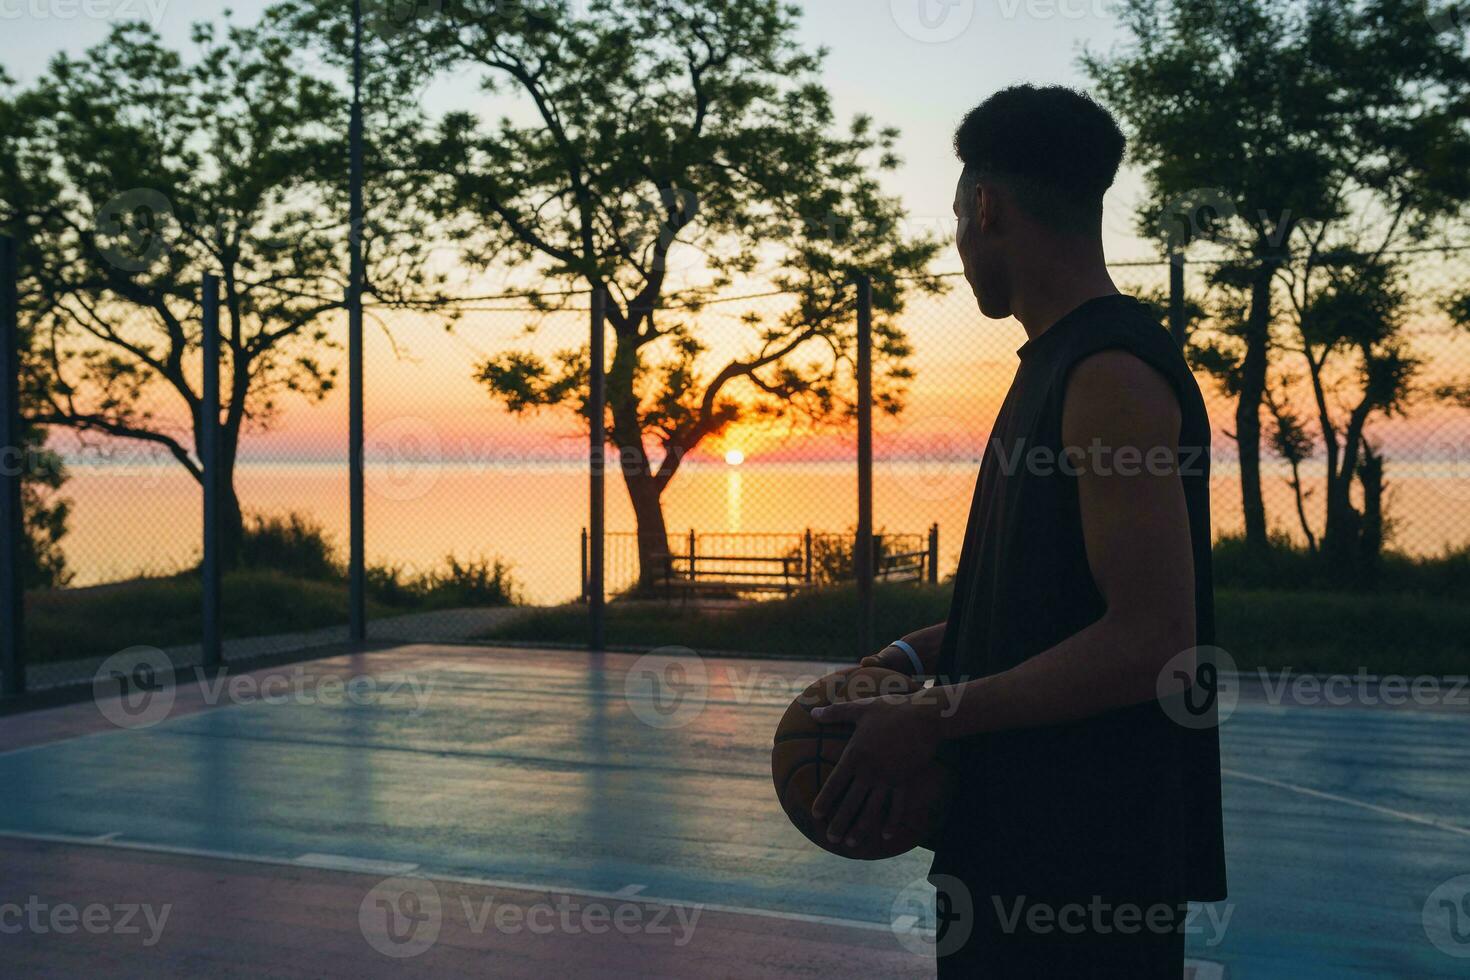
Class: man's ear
976,182,1000,235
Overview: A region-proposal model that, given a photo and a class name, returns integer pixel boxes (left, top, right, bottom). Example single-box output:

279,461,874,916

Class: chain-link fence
3,244,1469,695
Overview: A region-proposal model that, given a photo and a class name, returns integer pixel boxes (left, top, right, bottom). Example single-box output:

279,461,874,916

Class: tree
1438,286,1470,406
1085,0,1470,552
1264,382,1317,554
1281,254,1417,567
283,0,944,587
19,20,442,565
0,70,73,588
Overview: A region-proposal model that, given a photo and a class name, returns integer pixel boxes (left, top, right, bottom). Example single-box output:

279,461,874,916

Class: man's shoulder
1062,348,1183,447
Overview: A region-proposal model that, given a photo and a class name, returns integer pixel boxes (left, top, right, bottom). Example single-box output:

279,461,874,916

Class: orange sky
177,281,1469,472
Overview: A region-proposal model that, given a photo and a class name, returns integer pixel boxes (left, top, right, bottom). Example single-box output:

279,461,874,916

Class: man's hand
858,623,947,675
860,645,918,674
809,692,945,849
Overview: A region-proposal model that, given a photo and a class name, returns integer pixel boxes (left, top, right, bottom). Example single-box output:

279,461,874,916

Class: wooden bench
876,545,929,583
651,551,809,599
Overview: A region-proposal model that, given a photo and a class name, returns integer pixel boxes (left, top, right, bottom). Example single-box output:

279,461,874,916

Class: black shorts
934,883,1187,979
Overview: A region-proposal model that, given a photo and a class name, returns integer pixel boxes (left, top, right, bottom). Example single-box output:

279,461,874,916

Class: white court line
296,853,420,876
1222,767,1470,839
0,829,907,936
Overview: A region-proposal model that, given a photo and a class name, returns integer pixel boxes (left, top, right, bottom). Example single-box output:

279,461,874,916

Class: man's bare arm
936,349,1196,737
810,350,1199,845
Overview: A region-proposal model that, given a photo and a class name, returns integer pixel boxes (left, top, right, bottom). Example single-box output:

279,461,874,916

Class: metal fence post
687,528,697,582
854,274,875,659
580,527,589,601
804,528,813,584
201,273,222,670
0,235,23,697
589,287,607,652
347,0,367,645
928,522,939,585
1169,247,1187,349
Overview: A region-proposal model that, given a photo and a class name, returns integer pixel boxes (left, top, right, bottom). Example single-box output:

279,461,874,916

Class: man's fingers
811,698,871,724
824,777,871,842
848,785,890,849
811,751,857,820
881,785,907,841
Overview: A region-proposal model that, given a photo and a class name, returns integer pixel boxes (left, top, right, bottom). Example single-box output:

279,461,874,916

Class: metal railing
582,526,940,600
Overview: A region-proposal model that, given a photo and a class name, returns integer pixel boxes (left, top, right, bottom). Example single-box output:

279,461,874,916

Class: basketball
771,666,948,861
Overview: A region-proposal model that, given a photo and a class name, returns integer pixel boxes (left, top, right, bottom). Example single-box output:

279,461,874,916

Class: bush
367,555,522,610
783,528,913,586
1213,534,1470,597
238,512,339,580
420,555,522,608
365,563,415,608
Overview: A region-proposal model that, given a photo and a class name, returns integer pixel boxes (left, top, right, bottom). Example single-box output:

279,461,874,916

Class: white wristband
888,639,924,676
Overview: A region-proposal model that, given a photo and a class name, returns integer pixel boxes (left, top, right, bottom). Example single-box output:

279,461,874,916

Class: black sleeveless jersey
931,294,1228,906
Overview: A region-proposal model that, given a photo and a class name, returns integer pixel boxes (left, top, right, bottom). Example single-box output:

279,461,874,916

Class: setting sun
724,449,745,466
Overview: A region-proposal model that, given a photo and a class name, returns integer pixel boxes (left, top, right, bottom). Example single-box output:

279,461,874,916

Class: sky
0,0,1173,464
8,1,1459,470
0,0,1151,265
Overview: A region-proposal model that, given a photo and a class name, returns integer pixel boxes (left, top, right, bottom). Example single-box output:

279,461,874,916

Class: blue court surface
2,644,1468,977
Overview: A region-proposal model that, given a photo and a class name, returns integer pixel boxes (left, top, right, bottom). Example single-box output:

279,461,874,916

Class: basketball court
1,644,1467,976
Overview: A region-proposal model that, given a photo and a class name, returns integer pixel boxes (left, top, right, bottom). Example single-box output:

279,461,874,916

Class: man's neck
1009,240,1120,341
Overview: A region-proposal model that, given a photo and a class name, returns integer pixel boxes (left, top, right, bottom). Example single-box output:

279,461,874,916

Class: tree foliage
11,20,443,560
283,0,945,583
1086,0,1470,563
1,68,72,587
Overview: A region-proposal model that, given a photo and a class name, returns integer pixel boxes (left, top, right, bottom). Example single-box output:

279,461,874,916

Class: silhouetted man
810,85,1227,977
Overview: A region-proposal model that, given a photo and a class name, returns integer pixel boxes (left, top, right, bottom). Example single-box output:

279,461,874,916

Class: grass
485,582,1470,678
27,517,1467,677
24,569,392,666
1213,534,1470,596
22,512,525,667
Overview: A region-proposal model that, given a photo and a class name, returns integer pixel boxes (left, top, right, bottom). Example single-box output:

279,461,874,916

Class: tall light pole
855,274,874,660
0,235,22,696
589,289,606,652
348,0,367,644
